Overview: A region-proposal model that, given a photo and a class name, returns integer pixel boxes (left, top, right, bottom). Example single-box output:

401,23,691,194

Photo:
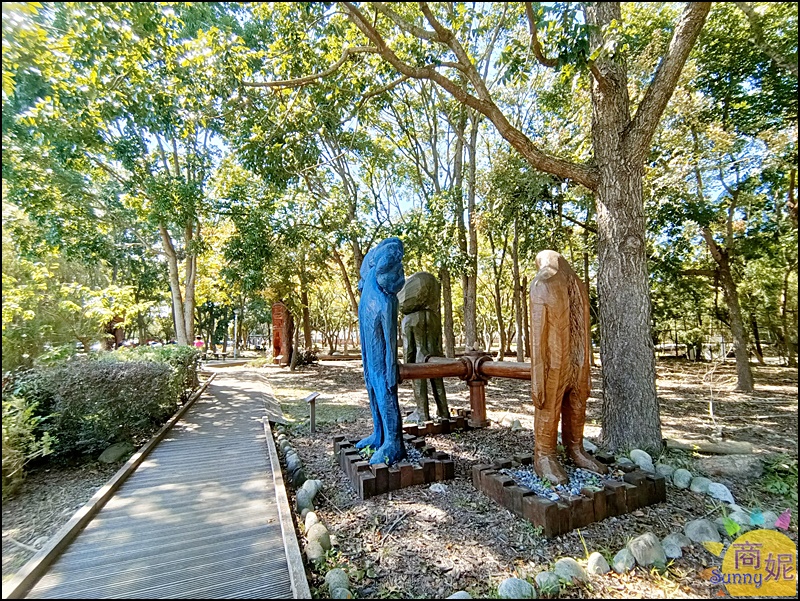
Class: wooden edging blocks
333,433,456,499
471,457,666,537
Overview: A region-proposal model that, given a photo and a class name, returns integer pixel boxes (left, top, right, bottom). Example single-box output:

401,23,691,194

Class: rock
535,572,560,597
291,468,307,488
510,419,523,431
690,476,712,494
300,507,312,519
761,511,779,530
662,532,691,550
696,455,763,481
279,440,292,453
655,463,675,481
630,449,655,472
662,538,682,559
276,433,287,443
404,410,421,424
98,442,134,463
672,468,693,489
296,488,314,513
616,457,635,468
628,532,667,567
306,522,331,551
497,577,535,599
553,557,587,583
302,479,323,499
707,482,735,504
429,483,448,493
286,459,302,476
325,568,350,592
612,548,636,574
305,511,320,531
729,510,752,532
330,588,352,599
587,552,610,575
583,438,599,453
446,592,472,599
685,519,721,544
305,540,325,562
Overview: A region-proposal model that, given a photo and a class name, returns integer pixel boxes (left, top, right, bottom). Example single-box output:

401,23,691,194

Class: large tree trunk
588,3,661,451
439,266,456,357
182,222,197,343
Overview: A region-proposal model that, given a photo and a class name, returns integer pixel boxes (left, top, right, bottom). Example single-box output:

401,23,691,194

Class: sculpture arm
529,300,548,410
383,299,399,390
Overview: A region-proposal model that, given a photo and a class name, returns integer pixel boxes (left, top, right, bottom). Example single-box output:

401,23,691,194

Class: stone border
2,373,217,600
471,454,667,538
262,418,312,599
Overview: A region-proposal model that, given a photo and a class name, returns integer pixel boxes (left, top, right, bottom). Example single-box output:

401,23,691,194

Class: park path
22,368,306,599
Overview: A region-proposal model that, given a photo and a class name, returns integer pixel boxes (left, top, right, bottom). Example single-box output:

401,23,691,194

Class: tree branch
241,46,377,89
736,3,798,77
625,2,711,164
340,1,600,190
525,2,558,68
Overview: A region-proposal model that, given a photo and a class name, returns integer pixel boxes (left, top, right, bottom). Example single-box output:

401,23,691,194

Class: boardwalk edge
262,417,311,599
1,373,217,600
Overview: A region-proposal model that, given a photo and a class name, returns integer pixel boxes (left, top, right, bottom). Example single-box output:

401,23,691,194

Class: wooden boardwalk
21,369,304,599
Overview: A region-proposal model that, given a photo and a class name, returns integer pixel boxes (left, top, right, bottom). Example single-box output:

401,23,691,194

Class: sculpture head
359,237,405,295
534,249,564,280
398,271,440,315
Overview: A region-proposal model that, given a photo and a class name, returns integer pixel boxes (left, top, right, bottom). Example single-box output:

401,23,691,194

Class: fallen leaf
698,567,716,580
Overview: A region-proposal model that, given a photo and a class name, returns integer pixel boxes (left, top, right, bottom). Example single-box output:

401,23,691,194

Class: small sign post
304,392,320,434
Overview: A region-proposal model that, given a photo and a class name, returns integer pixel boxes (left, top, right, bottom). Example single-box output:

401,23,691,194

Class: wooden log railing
398,350,531,429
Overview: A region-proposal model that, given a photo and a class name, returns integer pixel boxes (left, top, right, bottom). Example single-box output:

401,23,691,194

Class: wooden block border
333,433,456,499
471,458,666,538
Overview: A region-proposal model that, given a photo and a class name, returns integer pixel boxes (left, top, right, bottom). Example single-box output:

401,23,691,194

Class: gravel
500,464,613,501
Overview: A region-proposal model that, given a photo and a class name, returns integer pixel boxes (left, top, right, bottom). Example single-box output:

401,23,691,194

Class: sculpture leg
413,377,431,421
357,381,384,450
371,386,407,465
562,388,608,474
430,378,449,419
534,380,569,486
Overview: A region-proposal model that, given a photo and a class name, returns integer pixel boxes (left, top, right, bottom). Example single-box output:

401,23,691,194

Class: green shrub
2,393,55,499
115,345,200,398
10,357,180,457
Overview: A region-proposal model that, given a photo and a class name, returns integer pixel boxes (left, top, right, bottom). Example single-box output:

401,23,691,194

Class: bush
115,345,200,399
10,357,180,457
2,393,55,499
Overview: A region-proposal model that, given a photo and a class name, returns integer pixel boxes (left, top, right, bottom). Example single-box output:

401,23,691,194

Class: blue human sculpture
356,237,407,465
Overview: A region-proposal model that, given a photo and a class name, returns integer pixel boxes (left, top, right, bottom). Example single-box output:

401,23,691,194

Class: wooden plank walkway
23,369,302,599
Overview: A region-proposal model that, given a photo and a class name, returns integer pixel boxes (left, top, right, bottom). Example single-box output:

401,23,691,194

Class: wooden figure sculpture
356,237,407,465
398,271,449,422
529,250,608,485
272,301,294,366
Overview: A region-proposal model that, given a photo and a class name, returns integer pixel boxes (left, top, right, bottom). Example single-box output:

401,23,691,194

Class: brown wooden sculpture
529,250,608,485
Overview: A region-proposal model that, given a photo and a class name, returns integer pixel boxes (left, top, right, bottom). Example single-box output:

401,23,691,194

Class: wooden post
305,392,320,434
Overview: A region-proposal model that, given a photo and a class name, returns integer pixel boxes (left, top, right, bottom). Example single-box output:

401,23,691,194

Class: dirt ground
2,358,797,598
265,358,798,599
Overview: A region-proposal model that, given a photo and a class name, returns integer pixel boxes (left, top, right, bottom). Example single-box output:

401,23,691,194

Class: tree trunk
750,313,765,365
159,224,188,345
463,113,480,350
782,264,798,367
701,229,755,391
182,222,197,343
522,275,530,357
493,276,506,361
439,266,456,357
589,3,661,451
512,219,524,361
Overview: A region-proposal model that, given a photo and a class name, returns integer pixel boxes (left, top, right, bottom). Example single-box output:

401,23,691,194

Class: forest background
2,2,797,453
